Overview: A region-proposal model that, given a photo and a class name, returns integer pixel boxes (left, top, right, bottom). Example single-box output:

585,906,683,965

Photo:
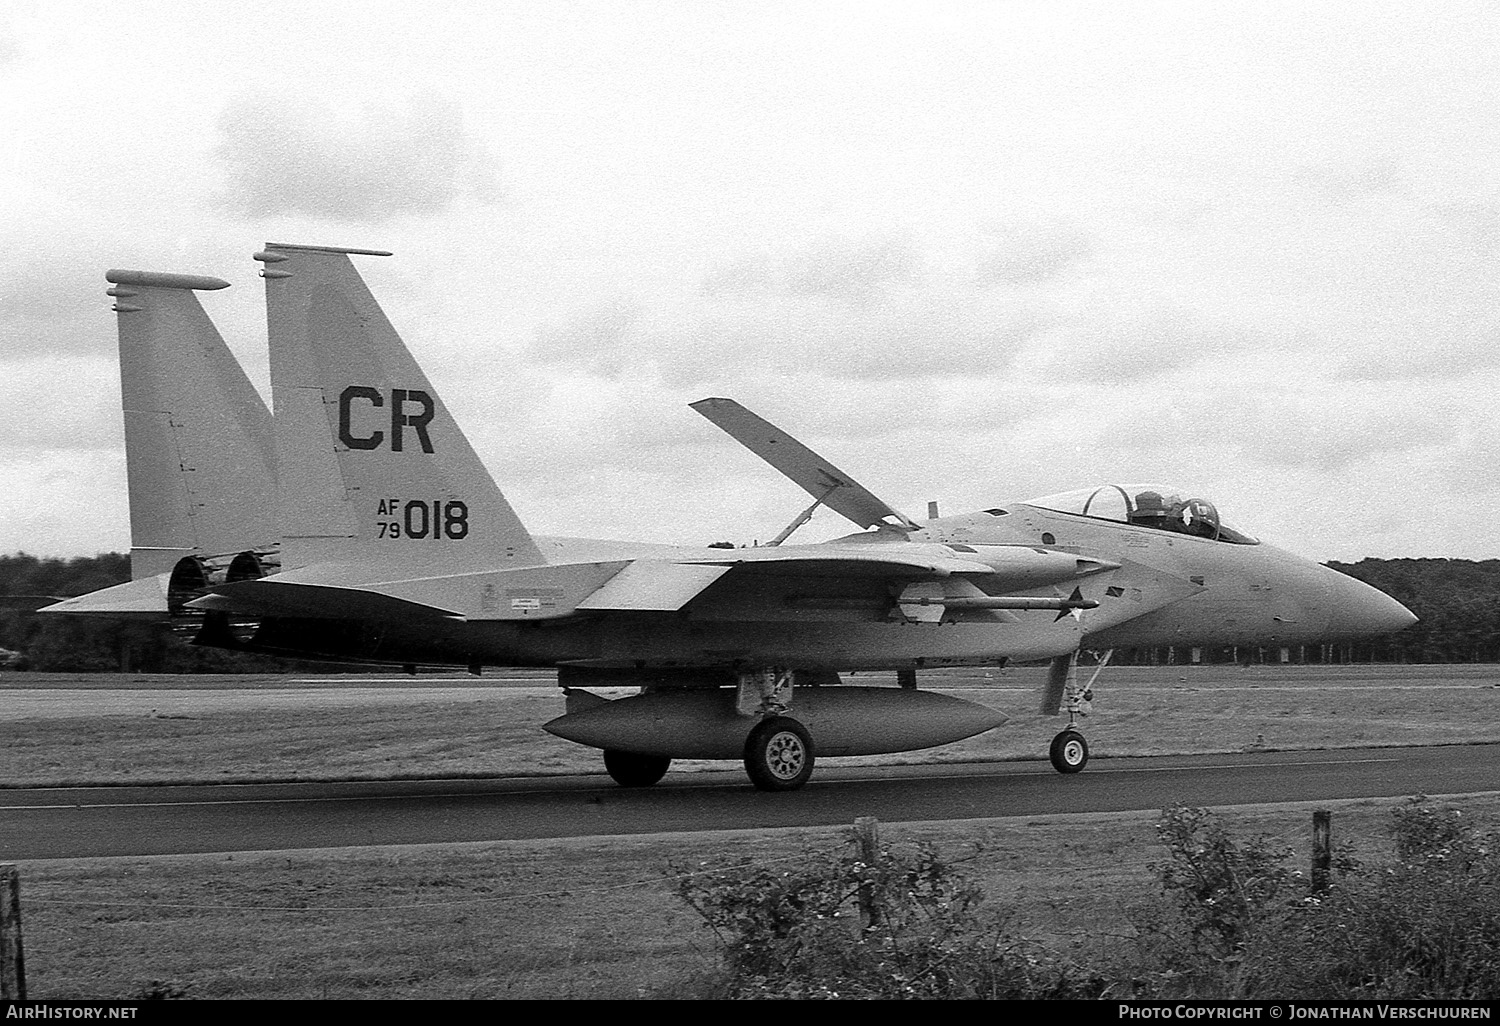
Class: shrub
673,833,1103,999
1151,804,1299,958
1122,805,1304,997
1240,799,1500,999
673,803,1500,1000
1137,801,1500,999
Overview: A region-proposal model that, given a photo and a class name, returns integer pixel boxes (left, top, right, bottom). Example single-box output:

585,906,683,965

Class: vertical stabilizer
258,243,544,573
106,270,278,580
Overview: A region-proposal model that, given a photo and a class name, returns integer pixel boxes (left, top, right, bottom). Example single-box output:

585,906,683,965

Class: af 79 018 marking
375,499,470,540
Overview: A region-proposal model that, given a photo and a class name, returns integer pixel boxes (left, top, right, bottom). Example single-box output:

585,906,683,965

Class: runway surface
3,743,1497,860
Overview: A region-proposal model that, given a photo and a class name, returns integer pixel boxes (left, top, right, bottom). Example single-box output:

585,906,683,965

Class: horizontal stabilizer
691,398,919,531
39,575,170,618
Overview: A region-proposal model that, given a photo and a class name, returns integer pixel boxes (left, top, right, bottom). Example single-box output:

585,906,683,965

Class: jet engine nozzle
168,552,275,645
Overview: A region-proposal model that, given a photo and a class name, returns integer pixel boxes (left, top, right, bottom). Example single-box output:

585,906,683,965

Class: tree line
0,553,1494,673
1328,557,1500,663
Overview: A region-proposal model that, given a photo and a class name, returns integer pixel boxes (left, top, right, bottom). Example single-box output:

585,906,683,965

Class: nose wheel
1049,729,1089,774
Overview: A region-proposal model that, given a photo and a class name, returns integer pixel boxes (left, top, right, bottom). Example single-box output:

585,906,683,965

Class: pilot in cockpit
1131,490,1171,529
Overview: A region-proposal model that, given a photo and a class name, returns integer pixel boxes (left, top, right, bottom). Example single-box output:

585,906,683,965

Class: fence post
854,816,881,928
1,864,24,1000
1312,810,1331,894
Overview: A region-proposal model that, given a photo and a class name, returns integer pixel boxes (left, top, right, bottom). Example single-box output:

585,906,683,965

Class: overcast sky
2,1,1497,562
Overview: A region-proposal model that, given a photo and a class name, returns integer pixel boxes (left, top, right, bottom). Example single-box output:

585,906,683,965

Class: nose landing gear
1049,729,1089,773
1043,648,1111,775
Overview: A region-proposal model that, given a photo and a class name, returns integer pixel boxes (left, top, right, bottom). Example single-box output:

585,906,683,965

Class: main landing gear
743,716,816,792
737,667,816,792
603,749,672,788
592,667,818,792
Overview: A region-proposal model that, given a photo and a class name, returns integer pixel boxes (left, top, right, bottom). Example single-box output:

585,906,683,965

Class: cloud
0,16,18,66
781,236,919,303
0,356,121,452
0,259,103,351
1290,158,1408,201
529,232,1050,389
701,236,920,304
530,297,643,379
1103,386,1449,474
529,289,1040,389
0,450,128,556
1029,308,1259,384
699,255,775,299
1428,201,1500,253
973,219,1093,287
1335,326,1500,382
214,92,500,221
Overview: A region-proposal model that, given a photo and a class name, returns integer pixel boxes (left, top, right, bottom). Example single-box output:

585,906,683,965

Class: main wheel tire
603,749,671,787
743,716,815,792
1049,730,1089,774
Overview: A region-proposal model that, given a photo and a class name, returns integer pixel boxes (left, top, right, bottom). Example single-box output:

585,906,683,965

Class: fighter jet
39,270,279,626
57,244,1418,792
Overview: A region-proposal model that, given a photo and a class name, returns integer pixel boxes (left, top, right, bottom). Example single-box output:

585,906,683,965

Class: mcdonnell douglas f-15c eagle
49,244,1417,791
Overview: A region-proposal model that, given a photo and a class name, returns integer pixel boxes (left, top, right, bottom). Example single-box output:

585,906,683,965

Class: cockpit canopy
1022,484,1258,544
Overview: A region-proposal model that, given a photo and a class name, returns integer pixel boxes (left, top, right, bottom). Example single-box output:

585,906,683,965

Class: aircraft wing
690,398,920,530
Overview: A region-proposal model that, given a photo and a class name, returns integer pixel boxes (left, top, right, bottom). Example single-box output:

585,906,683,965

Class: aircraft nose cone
1322,568,1418,638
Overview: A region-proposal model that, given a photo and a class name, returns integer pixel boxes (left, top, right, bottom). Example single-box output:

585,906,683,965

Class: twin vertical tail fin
257,243,543,574
107,270,278,581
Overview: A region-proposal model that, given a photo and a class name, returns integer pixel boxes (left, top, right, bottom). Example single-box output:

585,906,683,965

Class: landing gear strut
743,716,815,791
1043,649,1111,775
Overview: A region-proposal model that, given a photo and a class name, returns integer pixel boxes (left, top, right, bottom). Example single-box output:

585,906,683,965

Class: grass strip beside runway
2,664,1497,787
